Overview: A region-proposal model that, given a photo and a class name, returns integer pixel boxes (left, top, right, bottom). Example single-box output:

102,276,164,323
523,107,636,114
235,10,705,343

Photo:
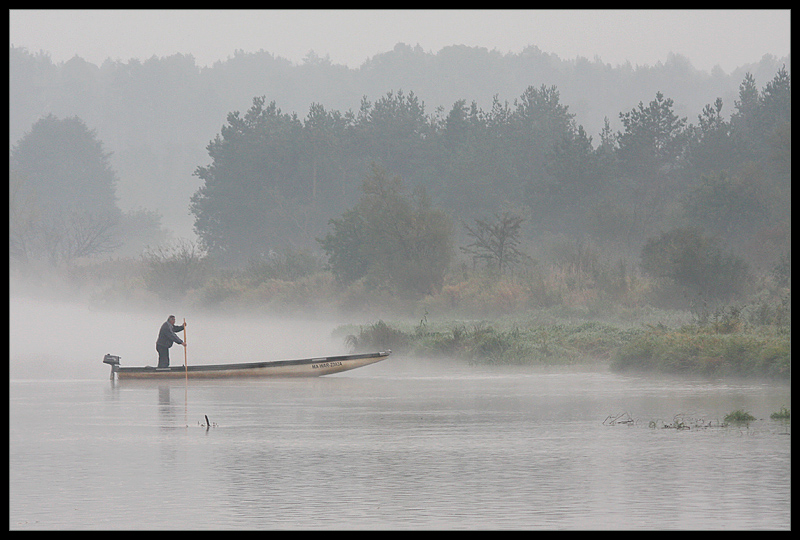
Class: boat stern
103,354,120,379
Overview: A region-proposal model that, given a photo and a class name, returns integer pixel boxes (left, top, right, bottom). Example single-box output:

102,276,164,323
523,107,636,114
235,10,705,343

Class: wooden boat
103,351,391,380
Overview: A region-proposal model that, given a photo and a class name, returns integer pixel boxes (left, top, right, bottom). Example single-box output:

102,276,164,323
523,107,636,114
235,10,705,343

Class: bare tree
8,172,40,264
37,211,120,265
461,212,527,275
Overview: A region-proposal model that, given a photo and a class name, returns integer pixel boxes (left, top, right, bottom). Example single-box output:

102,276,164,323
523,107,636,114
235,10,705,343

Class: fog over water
9,291,352,381
9,284,791,530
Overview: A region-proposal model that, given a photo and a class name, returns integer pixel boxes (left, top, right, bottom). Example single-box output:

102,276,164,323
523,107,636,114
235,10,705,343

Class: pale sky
9,9,791,74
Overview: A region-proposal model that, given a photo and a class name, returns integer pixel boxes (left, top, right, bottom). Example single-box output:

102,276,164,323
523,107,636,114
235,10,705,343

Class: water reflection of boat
102,351,390,380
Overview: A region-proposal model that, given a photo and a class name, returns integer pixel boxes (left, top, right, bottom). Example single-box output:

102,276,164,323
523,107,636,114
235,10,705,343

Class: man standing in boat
156,315,186,368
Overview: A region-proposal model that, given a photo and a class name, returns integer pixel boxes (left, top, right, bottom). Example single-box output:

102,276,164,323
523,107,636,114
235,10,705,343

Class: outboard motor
103,354,120,365
103,354,120,379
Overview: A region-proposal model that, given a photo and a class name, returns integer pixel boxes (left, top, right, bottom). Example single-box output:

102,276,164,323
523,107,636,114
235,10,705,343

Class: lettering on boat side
312,361,343,369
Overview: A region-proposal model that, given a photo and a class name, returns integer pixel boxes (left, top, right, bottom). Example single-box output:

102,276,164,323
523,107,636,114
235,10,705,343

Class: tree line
9,65,790,305
10,44,789,239
189,68,789,289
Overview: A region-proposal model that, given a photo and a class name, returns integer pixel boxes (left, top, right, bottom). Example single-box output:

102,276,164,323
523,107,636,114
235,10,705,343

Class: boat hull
105,351,391,380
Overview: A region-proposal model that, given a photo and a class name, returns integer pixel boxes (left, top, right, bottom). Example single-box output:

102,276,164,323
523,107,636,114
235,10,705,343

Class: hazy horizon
10,9,791,74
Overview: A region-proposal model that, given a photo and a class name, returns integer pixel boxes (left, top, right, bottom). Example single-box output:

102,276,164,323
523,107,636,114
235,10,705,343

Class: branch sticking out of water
198,414,217,429
603,411,634,425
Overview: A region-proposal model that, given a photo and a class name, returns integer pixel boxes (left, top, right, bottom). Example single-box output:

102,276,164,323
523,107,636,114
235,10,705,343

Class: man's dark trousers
156,344,171,368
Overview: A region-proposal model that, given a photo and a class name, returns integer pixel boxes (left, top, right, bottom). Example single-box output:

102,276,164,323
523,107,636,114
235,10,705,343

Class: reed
337,312,789,379
723,409,756,424
770,407,790,420
611,326,790,379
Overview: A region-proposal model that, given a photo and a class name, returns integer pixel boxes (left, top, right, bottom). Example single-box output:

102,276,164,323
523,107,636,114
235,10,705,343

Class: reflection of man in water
156,315,186,368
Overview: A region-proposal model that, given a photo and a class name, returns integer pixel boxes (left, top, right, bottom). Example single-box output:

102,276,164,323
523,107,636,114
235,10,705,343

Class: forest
8,45,791,378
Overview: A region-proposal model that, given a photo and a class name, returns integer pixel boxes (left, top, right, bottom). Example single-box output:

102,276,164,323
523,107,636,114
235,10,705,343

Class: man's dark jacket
156,320,185,348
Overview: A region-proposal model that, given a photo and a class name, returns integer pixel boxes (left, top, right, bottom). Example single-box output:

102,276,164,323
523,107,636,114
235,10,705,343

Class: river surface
9,295,791,529
10,357,791,530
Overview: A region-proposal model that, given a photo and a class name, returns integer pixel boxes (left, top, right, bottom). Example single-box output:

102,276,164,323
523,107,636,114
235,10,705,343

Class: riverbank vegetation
10,246,789,381
334,301,789,380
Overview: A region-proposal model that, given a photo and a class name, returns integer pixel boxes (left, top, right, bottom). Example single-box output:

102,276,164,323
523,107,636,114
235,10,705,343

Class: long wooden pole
184,317,188,426
183,317,188,381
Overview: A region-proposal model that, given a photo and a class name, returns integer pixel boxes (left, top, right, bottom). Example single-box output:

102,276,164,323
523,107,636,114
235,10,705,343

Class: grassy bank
338,318,639,365
613,326,790,379
336,311,790,380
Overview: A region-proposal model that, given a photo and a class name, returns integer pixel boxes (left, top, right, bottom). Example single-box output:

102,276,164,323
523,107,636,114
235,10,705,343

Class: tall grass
612,325,790,379
339,312,789,379
342,318,638,366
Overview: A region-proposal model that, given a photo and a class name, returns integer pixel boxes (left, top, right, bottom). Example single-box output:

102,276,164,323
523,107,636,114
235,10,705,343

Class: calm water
9,357,791,530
